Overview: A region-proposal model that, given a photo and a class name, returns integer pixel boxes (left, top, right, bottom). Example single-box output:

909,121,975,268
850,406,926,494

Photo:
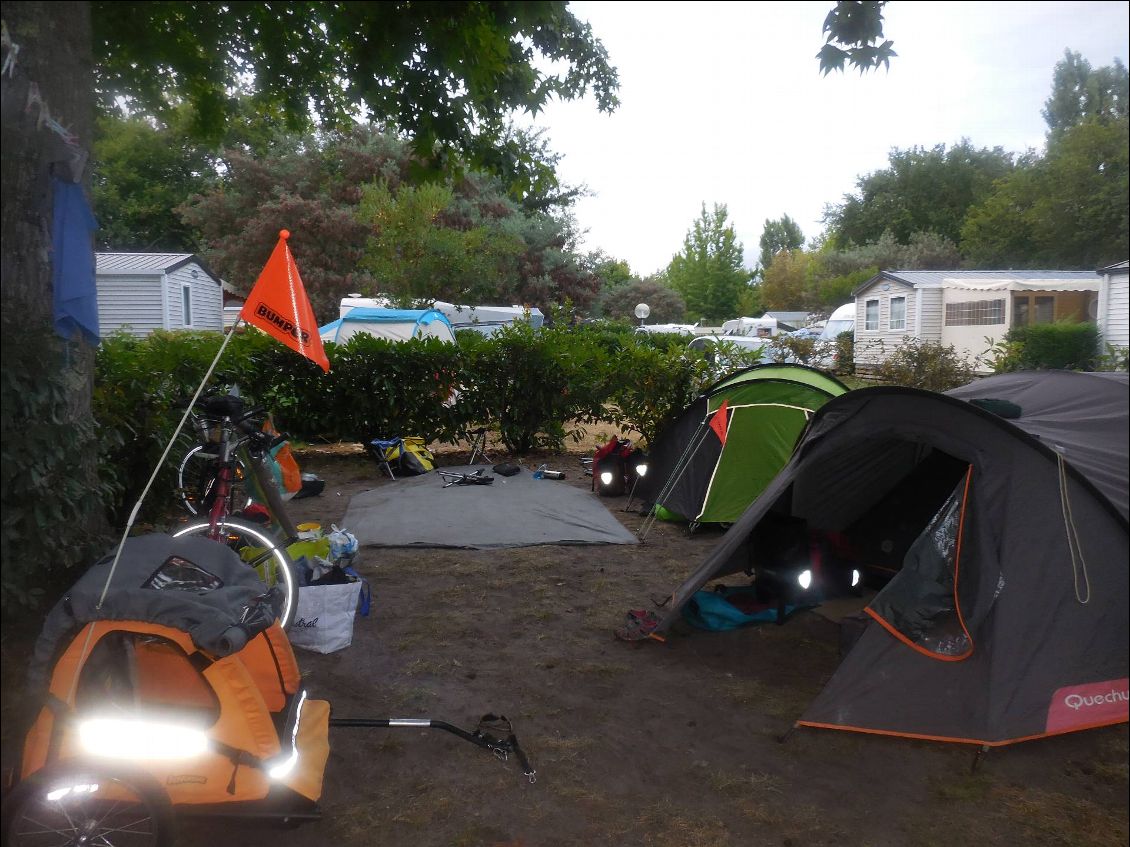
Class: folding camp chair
467,427,493,465
369,437,402,480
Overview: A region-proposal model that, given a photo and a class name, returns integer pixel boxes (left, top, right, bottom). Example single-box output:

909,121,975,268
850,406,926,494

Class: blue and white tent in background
318,307,456,344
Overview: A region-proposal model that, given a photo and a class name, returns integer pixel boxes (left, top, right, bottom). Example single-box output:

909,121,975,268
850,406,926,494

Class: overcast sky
519,1,1130,276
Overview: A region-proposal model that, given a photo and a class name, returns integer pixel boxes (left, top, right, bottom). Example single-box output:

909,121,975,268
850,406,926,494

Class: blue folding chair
369,437,403,480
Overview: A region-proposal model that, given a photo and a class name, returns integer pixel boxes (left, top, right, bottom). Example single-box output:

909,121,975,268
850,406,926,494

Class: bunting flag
240,230,330,372
709,399,730,445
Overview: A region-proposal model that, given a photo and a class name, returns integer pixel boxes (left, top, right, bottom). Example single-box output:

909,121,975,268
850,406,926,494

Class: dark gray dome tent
654,371,1128,746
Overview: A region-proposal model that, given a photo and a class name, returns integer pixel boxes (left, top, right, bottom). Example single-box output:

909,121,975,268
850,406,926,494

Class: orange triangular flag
709,399,729,445
239,230,330,372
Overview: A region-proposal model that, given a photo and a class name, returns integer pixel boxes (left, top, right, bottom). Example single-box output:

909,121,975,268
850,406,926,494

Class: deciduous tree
599,277,686,323
758,214,806,272
666,204,750,322
1043,50,1129,142
823,141,1016,248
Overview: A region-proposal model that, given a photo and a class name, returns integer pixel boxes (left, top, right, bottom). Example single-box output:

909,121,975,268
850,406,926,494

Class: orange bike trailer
3,533,533,847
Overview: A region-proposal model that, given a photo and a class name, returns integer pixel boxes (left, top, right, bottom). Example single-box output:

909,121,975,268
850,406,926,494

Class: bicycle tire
175,445,251,517
172,519,299,630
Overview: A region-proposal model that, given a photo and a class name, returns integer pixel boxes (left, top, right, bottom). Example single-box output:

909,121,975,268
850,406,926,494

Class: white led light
79,718,208,760
635,463,648,478
797,569,813,590
600,471,614,486
851,569,861,587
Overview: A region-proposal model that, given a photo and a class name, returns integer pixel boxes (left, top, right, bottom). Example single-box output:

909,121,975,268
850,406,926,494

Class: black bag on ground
493,463,521,477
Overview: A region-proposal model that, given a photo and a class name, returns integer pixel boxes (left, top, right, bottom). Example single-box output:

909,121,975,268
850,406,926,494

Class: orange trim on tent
795,715,1129,748
865,466,975,663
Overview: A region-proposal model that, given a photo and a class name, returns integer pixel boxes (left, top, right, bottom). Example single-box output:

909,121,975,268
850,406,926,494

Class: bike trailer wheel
2,761,173,847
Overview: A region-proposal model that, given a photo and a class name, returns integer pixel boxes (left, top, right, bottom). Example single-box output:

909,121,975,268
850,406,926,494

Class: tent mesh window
866,473,973,659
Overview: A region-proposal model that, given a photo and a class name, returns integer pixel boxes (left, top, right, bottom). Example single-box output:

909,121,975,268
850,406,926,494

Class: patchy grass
996,785,1130,846
931,772,995,802
718,676,814,720
708,769,783,797
629,801,734,847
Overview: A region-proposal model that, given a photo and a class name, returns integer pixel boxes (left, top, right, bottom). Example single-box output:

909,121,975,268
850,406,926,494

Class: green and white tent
637,364,847,527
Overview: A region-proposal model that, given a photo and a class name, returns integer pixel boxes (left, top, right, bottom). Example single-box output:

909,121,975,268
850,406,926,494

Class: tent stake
971,743,990,774
777,724,798,744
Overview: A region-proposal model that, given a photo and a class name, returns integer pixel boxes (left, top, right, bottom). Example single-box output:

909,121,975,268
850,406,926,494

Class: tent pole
638,421,713,542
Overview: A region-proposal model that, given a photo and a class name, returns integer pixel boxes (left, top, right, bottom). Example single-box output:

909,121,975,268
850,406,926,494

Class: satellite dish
634,303,651,320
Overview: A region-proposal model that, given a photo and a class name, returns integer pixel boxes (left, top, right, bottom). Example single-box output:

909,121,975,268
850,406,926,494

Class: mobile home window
181,284,193,326
889,296,906,330
864,299,879,330
944,299,1004,326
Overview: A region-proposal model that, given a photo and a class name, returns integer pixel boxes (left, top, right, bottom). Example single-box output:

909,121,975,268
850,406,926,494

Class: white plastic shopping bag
287,580,363,654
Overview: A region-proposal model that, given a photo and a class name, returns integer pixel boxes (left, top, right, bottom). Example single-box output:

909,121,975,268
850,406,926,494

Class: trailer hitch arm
329,713,537,783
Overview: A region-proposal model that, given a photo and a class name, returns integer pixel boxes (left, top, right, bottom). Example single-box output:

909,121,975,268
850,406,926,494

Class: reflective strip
389,719,431,727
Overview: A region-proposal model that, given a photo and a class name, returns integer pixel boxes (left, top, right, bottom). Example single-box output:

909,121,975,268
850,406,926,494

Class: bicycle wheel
175,446,251,517
172,519,299,630
2,762,173,847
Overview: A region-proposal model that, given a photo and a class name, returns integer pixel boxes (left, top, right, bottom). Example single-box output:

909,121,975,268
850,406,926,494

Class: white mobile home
1096,260,1129,349
96,253,223,338
851,270,1100,371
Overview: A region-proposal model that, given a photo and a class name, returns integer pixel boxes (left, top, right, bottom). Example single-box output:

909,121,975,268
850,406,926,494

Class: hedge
92,322,714,526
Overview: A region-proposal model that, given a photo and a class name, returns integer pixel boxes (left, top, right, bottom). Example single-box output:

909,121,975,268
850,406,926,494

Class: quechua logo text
255,302,310,344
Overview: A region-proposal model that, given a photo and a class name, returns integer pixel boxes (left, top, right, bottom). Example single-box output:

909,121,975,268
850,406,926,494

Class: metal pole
637,420,713,542
96,318,244,609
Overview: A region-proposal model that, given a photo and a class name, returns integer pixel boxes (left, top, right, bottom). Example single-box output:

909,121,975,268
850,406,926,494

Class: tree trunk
1,2,102,601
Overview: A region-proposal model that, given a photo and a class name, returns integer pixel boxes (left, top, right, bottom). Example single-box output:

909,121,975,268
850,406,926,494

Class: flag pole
95,316,244,609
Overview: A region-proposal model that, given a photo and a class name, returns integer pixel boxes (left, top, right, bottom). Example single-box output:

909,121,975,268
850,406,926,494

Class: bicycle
171,391,301,629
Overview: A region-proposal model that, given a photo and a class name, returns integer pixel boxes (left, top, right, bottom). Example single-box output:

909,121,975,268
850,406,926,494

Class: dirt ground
4,442,1128,847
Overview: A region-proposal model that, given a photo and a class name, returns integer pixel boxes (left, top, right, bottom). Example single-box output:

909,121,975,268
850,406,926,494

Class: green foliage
991,323,1102,372
874,339,976,391
1043,51,1129,142
666,204,751,322
824,141,1017,249
181,128,600,321
92,113,216,251
817,1,896,75
357,179,524,306
961,119,1129,268
92,1,619,196
760,250,812,311
2,321,110,613
833,331,856,376
1094,344,1130,372
735,282,765,319
758,215,806,271
598,277,686,323
459,323,609,453
94,330,233,524
607,345,709,445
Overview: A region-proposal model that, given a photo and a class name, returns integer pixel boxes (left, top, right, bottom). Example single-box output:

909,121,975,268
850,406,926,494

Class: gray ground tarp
343,466,638,548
